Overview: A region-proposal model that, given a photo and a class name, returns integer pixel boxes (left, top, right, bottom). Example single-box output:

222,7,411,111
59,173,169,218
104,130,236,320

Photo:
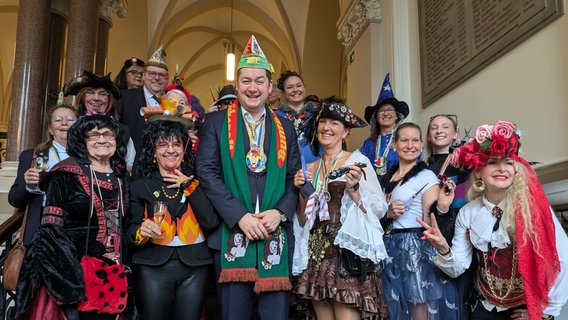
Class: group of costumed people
7,32,568,320
10,45,211,320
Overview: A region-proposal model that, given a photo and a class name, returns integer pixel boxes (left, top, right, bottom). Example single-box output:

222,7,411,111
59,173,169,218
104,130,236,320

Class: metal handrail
0,209,24,320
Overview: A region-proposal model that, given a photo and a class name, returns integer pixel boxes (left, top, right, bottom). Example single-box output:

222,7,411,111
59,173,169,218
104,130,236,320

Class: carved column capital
99,0,128,25
337,0,381,48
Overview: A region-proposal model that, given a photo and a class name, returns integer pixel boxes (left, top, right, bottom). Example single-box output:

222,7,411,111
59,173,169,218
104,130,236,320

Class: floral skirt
293,235,389,319
382,230,460,319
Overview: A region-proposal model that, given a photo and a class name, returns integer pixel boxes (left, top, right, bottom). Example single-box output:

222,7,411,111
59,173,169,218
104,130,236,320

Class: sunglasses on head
429,114,458,126
124,57,146,68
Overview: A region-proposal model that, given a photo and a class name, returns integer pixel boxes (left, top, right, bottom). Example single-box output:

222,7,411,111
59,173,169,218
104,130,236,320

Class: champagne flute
152,201,167,238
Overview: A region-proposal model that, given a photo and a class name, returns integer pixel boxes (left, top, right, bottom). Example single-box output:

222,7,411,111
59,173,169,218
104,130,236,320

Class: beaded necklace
161,184,180,199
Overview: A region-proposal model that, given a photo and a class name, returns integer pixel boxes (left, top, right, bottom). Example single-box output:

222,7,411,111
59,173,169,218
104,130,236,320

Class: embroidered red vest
476,243,524,308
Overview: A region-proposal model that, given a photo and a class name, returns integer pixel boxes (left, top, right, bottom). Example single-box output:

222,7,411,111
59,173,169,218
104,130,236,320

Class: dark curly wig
67,114,127,177
132,119,194,179
276,70,304,91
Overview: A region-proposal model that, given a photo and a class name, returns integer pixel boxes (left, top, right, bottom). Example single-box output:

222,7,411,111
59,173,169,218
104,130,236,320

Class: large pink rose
488,135,509,157
475,125,493,144
492,121,515,139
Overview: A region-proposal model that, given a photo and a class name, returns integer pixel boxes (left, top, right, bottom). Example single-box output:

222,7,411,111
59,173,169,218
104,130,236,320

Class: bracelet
346,182,359,193
436,206,449,214
437,247,451,256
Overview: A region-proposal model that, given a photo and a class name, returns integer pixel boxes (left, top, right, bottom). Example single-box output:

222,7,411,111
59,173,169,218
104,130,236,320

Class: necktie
492,205,503,232
152,95,160,103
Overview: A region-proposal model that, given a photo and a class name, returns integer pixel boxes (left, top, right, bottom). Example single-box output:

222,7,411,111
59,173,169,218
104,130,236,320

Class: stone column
42,11,68,136
95,18,111,74
5,0,51,162
96,0,128,75
64,0,100,82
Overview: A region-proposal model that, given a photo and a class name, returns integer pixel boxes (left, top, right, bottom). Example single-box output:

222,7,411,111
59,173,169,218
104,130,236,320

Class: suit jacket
196,108,301,251
127,174,220,267
8,149,46,245
116,87,147,153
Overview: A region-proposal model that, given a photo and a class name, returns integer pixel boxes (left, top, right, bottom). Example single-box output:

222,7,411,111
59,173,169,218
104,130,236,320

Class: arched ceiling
1,0,344,117
145,0,309,104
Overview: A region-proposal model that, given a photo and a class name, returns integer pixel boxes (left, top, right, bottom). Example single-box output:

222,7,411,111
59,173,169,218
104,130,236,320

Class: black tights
133,258,211,320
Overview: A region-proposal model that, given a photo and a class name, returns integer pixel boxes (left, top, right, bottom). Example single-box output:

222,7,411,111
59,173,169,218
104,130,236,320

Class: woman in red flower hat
418,120,568,320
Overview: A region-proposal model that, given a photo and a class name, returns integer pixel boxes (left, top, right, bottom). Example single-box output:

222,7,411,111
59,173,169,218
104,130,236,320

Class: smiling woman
419,121,568,320
360,73,410,183
64,70,136,169
380,122,460,320
14,114,132,319
127,116,219,320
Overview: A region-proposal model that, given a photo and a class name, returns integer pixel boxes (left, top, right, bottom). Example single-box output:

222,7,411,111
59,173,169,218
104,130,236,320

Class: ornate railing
0,210,24,320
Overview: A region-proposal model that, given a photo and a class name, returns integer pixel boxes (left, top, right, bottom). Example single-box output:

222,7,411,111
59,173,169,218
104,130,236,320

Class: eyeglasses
378,107,396,114
86,130,116,141
127,70,144,77
146,71,168,79
429,114,458,126
124,57,146,68
84,89,110,98
155,141,183,150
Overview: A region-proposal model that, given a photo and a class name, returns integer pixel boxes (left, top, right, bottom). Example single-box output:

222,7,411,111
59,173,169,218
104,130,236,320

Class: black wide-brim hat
364,97,409,124
319,99,367,129
214,85,237,106
64,70,121,100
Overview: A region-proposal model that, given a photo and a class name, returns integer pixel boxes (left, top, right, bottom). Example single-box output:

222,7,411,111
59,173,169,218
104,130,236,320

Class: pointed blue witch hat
364,72,409,124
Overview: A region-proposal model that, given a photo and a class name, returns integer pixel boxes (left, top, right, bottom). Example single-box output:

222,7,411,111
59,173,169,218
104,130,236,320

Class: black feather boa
382,161,428,194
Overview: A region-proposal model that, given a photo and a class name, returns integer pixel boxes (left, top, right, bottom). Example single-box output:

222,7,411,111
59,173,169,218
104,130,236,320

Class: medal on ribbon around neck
375,157,386,176
246,145,267,173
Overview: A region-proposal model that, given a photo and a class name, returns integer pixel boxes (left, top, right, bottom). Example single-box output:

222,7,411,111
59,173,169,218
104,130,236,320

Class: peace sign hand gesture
416,213,451,256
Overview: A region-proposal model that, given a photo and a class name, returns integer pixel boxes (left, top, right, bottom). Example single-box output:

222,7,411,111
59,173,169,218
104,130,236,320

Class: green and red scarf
219,100,291,293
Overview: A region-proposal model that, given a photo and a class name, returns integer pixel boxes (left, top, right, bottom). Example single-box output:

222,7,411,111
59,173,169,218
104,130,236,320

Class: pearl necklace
161,185,180,199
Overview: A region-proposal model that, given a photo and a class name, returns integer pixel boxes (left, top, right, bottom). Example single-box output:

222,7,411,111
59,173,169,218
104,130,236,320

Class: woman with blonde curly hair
419,121,568,320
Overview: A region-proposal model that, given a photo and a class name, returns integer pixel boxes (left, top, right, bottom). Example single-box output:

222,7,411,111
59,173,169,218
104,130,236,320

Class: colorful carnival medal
245,115,267,173
246,146,267,173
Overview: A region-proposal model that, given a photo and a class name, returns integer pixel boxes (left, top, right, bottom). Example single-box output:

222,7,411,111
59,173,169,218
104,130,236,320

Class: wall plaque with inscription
418,0,563,106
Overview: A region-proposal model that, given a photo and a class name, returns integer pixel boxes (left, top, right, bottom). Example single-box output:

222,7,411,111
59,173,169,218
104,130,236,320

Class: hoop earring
472,179,485,193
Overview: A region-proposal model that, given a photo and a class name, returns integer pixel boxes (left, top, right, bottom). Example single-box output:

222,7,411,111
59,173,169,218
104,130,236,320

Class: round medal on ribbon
246,148,267,173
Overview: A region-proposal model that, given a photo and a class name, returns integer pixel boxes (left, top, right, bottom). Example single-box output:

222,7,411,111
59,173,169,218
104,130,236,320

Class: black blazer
196,109,301,251
127,175,220,267
8,149,46,245
116,87,147,153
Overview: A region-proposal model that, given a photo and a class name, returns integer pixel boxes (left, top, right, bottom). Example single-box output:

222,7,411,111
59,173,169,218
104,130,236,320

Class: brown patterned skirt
293,223,389,320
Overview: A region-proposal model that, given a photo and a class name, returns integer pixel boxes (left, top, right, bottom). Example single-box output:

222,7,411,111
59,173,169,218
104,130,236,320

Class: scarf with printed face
219,100,291,293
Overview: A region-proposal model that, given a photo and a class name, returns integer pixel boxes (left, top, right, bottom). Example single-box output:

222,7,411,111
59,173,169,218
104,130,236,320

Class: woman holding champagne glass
127,115,219,320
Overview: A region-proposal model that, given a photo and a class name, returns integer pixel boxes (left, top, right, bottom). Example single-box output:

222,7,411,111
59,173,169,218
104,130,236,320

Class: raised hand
416,212,450,254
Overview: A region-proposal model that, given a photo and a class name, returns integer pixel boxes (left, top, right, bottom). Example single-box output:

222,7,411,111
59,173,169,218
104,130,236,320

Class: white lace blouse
292,150,389,275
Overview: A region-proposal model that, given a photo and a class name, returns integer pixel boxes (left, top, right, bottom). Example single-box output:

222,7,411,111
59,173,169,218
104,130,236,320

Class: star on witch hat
237,35,274,73
364,72,409,124
147,45,168,71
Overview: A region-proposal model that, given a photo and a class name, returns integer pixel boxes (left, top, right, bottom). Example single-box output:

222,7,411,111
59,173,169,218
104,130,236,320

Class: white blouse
434,196,568,316
292,150,389,275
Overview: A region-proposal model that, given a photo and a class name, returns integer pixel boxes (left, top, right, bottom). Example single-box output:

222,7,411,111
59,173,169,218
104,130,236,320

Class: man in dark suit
196,35,300,320
116,45,169,153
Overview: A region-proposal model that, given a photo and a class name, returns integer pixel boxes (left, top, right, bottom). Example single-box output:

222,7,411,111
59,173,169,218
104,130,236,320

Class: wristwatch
346,182,360,193
542,315,554,320
276,209,287,222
